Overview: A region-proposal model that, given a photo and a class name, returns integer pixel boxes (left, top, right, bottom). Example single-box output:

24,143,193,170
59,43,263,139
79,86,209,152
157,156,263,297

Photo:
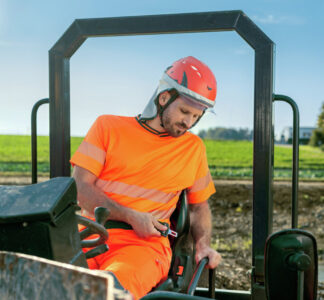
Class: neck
146,117,165,132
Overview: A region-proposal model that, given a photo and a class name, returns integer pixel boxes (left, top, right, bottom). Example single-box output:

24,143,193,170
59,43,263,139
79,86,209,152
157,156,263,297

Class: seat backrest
169,190,190,247
155,190,195,293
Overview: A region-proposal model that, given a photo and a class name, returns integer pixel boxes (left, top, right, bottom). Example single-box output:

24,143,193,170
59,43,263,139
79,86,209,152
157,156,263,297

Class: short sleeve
70,116,108,177
187,142,215,204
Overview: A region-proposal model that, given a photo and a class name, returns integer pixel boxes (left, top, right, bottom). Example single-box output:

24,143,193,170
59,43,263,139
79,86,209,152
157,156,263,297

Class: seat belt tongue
158,221,178,238
168,229,178,238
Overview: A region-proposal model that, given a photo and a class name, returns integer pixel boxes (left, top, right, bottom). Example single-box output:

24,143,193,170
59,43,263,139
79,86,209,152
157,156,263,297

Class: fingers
207,251,222,269
131,213,168,238
149,218,168,238
133,226,158,239
150,227,163,237
195,247,222,269
153,219,168,232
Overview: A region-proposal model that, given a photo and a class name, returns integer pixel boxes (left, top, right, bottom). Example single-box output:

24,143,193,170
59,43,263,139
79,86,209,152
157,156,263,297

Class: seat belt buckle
158,221,178,238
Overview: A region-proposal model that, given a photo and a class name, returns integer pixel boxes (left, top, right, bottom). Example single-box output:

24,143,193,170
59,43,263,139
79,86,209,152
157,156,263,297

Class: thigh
99,244,171,300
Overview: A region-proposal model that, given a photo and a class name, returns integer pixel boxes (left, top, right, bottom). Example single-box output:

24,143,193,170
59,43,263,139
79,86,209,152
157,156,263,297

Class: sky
0,0,323,139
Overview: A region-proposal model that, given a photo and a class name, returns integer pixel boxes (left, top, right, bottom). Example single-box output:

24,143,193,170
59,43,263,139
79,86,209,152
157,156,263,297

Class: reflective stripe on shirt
152,206,177,220
96,178,181,204
77,140,106,165
188,171,213,193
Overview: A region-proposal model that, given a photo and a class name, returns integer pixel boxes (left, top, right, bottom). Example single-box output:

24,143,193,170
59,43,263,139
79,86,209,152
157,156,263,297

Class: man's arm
72,166,167,238
189,201,221,268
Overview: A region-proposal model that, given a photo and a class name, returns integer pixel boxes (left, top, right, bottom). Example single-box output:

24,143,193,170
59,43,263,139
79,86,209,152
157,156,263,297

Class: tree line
309,102,324,151
198,127,253,140
197,102,324,151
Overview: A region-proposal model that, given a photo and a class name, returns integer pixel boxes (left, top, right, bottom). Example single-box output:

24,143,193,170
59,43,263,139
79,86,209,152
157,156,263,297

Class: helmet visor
177,93,208,112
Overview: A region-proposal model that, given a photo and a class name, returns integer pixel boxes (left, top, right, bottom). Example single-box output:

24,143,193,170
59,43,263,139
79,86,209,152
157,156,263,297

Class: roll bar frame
49,11,275,299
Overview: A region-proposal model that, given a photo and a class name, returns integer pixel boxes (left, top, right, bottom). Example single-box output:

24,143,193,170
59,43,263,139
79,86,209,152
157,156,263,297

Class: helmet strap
191,110,205,128
157,90,179,128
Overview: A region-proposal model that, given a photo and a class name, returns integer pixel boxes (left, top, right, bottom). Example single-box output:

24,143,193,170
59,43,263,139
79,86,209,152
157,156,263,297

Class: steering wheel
70,207,110,264
77,206,110,247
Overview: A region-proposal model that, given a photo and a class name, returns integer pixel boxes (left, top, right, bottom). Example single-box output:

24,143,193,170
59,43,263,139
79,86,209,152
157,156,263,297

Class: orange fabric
85,229,172,300
70,115,215,211
71,115,215,296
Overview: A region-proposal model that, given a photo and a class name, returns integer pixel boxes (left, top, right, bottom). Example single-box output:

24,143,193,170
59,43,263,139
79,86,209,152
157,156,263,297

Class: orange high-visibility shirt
71,115,215,220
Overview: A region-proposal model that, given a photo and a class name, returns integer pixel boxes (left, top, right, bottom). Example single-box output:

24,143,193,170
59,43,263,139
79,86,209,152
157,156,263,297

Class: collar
135,116,170,137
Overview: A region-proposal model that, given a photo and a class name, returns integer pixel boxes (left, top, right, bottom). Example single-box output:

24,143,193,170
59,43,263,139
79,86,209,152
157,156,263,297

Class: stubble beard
162,113,188,138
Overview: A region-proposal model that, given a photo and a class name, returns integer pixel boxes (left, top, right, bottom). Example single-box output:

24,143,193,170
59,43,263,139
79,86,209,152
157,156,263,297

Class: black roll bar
31,98,49,184
273,94,300,228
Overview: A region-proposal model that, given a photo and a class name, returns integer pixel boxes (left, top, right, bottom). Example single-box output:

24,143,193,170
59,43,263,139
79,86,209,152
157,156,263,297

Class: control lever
95,206,110,226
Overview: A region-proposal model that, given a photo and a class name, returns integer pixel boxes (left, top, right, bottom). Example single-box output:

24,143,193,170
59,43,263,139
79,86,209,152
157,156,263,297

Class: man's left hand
195,243,221,269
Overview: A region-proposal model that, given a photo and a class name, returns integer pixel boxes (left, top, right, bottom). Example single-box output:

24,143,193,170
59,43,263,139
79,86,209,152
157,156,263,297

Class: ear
158,91,170,107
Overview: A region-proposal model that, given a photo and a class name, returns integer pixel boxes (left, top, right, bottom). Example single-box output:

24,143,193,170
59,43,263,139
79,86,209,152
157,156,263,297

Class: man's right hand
128,211,168,239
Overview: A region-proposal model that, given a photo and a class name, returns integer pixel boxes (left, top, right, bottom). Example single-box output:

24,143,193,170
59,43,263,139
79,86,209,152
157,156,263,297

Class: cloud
251,14,305,25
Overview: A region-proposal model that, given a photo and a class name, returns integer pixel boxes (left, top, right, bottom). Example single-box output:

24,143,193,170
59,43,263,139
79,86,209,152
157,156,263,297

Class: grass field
1,135,323,180
204,140,324,180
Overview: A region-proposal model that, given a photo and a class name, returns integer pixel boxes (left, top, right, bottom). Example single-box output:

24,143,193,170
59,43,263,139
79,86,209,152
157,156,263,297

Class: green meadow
0,135,323,180
204,140,324,180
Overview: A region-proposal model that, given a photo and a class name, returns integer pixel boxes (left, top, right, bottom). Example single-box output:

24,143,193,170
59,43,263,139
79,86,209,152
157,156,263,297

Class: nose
183,115,195,128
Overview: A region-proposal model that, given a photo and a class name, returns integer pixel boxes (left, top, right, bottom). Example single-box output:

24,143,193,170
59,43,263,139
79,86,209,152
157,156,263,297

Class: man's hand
195,242,222,269
128,211,168,239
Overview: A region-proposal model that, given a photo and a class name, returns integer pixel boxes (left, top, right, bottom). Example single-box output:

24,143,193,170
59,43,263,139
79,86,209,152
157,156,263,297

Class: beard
162,112,189,138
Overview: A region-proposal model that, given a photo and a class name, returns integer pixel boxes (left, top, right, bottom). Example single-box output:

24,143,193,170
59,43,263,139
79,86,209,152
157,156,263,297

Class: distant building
280,127,316,144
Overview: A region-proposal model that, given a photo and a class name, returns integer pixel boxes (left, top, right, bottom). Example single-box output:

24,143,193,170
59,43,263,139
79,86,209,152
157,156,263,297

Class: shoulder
96,114,128,122
89,115,134,147
184,131,206,149
95,115,133,128
177,132,206,158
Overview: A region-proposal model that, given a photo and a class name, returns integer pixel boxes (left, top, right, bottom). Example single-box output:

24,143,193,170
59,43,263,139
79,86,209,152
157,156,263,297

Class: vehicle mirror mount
264,229,318,300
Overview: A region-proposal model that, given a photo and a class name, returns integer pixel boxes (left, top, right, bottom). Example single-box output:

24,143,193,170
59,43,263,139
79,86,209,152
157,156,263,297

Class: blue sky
0,0,323,139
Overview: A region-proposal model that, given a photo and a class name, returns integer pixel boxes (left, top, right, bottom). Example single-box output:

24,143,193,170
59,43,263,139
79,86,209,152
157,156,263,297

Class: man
71,56,221,299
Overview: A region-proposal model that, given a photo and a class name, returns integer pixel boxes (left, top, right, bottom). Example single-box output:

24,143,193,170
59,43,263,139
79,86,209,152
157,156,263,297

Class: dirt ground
1,176,323,296
209,179,324,297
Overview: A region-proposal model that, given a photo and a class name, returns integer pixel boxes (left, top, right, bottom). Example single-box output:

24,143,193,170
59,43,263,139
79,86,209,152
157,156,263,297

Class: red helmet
140,56,217,122
164,56,217,108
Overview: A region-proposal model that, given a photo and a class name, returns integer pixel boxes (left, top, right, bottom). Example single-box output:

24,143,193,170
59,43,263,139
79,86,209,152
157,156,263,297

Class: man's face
161,95,204,137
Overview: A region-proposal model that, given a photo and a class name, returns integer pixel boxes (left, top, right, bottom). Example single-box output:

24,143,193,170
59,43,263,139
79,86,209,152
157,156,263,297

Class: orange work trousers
85,228,172,300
